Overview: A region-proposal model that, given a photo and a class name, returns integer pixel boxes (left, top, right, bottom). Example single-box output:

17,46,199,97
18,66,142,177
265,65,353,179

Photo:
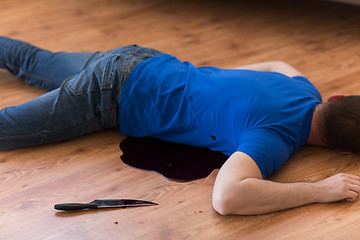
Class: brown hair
318,95,360,152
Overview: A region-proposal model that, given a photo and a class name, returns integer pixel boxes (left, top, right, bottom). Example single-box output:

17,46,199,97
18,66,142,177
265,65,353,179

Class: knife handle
54,203,98,210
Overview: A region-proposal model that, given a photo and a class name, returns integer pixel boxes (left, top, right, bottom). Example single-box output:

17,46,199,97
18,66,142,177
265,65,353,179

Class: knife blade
54,199,158,211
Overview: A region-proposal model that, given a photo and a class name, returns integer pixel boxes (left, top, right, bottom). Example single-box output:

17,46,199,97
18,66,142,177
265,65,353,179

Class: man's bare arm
212,152,360,215
233,61,303,78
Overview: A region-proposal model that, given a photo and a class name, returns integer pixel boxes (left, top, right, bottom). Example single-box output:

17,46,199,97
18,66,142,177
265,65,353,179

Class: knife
54,199,158,211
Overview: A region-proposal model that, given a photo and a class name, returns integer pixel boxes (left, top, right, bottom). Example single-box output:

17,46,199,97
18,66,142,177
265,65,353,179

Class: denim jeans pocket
65,56,116,96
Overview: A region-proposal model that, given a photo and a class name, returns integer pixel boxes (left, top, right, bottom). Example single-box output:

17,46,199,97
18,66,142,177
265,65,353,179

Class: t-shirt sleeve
292,76,322,102
236,128,292,179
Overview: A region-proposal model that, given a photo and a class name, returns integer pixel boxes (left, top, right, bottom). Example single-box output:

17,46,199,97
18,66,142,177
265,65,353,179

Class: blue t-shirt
119,54,322,178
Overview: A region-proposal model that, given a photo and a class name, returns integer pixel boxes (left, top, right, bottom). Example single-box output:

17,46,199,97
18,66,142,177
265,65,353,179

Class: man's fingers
317,173,360,203
345,191,359,201
344,182,360,201
350,185,360,192
346,176,360,201
339,173,360,181
339,174,360,201
349,183,360,196
348,174,360,181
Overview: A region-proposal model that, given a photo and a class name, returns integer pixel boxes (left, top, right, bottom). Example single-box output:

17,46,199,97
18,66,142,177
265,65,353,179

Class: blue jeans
0,37,162,150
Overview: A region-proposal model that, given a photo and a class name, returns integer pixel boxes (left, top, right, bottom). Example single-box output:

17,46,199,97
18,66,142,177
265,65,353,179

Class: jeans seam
83,51,101,69
101,56,114,90
43,85,72,135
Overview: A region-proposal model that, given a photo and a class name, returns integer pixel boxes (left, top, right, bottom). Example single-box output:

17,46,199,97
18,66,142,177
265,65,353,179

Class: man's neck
307,104,327,147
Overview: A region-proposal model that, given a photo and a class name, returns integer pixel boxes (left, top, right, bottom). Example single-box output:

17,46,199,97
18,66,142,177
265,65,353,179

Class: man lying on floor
1,36,359,215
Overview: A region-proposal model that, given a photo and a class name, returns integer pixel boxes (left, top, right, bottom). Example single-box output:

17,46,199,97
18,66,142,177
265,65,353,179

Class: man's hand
314,173,360,202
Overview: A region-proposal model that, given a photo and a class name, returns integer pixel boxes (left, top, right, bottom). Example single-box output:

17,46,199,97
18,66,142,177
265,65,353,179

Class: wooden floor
1,0,360,239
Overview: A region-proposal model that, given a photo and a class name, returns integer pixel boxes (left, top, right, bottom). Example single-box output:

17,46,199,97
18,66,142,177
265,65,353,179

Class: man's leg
0,43,163,151
0,55,120,151
0,36,100,90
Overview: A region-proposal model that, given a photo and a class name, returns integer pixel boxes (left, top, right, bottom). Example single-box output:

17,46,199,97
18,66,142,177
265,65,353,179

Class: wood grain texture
1,0,360,239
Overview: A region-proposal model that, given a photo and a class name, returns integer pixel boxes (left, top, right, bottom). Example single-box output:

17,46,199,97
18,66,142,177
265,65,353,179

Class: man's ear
327,94,345,102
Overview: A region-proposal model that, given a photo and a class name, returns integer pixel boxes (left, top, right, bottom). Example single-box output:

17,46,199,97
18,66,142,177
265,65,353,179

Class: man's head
318,95,360,153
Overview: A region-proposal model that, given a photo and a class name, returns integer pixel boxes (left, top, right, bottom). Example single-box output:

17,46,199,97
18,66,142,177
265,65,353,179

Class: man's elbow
212,192,231,215
212,182,248,216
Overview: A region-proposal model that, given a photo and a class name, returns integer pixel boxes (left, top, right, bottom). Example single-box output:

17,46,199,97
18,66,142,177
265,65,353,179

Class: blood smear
120,137,227,182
